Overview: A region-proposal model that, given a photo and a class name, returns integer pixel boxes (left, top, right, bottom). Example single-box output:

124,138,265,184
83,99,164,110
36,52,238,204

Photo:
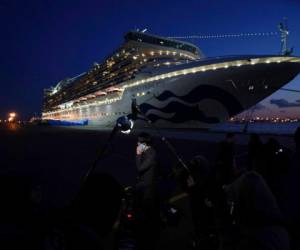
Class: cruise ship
42,31,300,128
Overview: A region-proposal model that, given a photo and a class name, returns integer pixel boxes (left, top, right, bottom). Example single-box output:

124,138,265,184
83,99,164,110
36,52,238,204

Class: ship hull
43,56,300,129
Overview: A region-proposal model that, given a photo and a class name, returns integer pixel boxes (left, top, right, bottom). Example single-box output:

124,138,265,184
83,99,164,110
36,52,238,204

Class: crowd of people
2,127,299,250
133,128,300,250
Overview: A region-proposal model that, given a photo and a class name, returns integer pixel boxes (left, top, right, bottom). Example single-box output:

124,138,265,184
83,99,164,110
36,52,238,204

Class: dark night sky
1,0,300,120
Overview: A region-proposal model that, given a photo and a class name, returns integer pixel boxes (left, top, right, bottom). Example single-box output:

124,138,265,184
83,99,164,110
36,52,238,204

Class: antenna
278,18,293,55
168,20,294,55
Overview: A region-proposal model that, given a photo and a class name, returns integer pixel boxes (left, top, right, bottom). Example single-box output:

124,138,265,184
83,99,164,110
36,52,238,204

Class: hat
138,132,152,145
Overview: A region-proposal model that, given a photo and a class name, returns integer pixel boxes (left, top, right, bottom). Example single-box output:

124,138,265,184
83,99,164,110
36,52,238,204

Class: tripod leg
82,125,119,186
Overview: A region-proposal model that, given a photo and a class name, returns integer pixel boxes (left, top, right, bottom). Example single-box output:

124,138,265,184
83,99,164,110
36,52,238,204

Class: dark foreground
0,123,299,249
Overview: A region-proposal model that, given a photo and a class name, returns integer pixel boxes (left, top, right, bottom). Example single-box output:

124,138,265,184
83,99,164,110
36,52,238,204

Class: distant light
9,112,16,118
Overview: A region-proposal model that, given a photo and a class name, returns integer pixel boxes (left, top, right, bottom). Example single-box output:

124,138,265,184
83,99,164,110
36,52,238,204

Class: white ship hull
42,56,300,129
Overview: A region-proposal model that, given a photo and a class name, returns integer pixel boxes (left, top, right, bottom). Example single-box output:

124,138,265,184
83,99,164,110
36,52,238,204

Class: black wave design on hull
139,84,243,124
156,85,243,116
144,102,220,124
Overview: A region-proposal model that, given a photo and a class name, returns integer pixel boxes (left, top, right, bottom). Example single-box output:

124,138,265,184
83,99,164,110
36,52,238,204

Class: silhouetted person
282,127,300,250
175,154,233,249
216,133,237,185
255,138,290,202
0,176,44,250
186,155,216,248
224,171,290,250
247,133,263,171
135,132,160,250
50,174,123,250
294,127,300,148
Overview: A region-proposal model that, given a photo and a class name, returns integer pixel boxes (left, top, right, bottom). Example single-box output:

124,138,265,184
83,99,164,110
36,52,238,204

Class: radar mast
278,18,293,56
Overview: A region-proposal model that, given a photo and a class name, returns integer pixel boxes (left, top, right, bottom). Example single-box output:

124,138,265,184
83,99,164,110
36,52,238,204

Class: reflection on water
6,123,21,131
212,122,300,135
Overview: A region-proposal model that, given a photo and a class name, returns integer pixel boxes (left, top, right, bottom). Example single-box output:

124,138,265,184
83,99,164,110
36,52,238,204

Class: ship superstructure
42,31,300,128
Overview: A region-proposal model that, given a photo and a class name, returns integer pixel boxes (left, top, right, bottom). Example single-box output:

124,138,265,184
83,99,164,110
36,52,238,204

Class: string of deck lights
168,31,279,39
48,50,197,98
43,56,300,120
